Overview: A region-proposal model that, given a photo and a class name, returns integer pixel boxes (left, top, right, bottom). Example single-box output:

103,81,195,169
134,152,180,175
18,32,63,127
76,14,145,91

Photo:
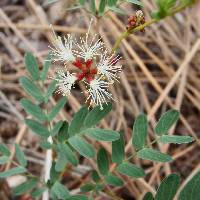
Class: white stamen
74,20,104,61
50,25,75,63
97,52,122,81
53,70,77,96
86,77,113,110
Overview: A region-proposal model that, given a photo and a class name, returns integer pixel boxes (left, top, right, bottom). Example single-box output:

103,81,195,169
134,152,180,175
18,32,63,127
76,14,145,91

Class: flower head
75,20,104,61
53,70,77,96
50,20,122,108
50,25,75,63
75,35,104,61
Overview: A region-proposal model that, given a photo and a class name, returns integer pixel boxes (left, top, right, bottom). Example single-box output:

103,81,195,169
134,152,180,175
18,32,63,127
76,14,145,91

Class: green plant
0,0,198,199
0,59,194,198
48,0,143,16
142,172,200,200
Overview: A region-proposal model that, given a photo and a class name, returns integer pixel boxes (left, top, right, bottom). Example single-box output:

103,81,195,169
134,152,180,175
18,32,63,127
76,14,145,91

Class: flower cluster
126,10,145,32
50,21,122,109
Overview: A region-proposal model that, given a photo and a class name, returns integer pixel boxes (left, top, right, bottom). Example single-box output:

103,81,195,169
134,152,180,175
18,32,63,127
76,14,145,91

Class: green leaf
57,121,69,142
80,183,95,192
84,103,112,128
90,0,96,14
126,0,143,6
97,148,109,175
132,114,148,150
117,162,145,178
109,6,126,15
86,128,120,142
143,192,154,200
20,98,47,121
108,0,117,6
15,144,27,167
155,0,166,8
66,195,88,200
0,143,10,156
181,0,195,6
79,0,85,5
0,167,26,178
95,183,104,191
41,53,52,82
91,170,100,182
13,178,37,196
68,136,95,158
58,143,78,166
155,110,179,136
165,0,176,10
105,174,124,186
151,11,162,20
48,96,67,120
45,80,57,103
68,106,89,136
0,156,9,164
55,151,68,172
19,77,43,102
155,174,180,200
40,140,52,149
153,0,175,18
24,52,39,81
50,162,60,184
50,181,70,199
25,119,50,137
99,0,106,15
51,121,64,137
159,135,194,144
31,188,46,198
179,172,200,200
137,148,172,163
112,132,125,164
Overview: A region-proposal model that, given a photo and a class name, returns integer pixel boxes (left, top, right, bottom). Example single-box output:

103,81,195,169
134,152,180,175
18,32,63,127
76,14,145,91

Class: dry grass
0,0,200,199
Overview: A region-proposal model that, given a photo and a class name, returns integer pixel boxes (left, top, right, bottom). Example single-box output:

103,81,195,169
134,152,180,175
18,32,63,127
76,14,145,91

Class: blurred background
0,0,200,199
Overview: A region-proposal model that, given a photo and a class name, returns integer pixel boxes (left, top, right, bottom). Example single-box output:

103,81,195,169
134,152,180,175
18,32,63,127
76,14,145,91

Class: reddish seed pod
130,21,136,26
128,15,136,22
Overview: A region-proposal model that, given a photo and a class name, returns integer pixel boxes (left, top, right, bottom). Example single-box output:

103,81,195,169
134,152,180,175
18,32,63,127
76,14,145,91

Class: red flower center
72,59,97,82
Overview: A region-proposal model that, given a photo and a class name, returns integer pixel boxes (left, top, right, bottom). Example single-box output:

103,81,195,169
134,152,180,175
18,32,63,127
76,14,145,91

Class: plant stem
111,3,193,53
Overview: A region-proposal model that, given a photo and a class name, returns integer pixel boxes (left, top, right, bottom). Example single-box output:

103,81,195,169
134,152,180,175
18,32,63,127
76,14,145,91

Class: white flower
53,70,77,96
86,77,113,110
97,52,122,81
50,26,75,63
75,20,104,61
49,20,122,109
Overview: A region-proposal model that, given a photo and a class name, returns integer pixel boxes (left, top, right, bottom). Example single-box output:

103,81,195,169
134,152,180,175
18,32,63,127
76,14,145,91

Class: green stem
111,3,193,53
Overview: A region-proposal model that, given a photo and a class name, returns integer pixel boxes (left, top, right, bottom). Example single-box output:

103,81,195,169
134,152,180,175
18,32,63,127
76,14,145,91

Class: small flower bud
136,10,143,18
126,10,145,32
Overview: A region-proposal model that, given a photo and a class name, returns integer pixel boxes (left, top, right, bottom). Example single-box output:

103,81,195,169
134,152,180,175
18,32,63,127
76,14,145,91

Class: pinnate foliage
152,0,196,19
48,0,143,16
0,44,196,199
142,172,200,200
